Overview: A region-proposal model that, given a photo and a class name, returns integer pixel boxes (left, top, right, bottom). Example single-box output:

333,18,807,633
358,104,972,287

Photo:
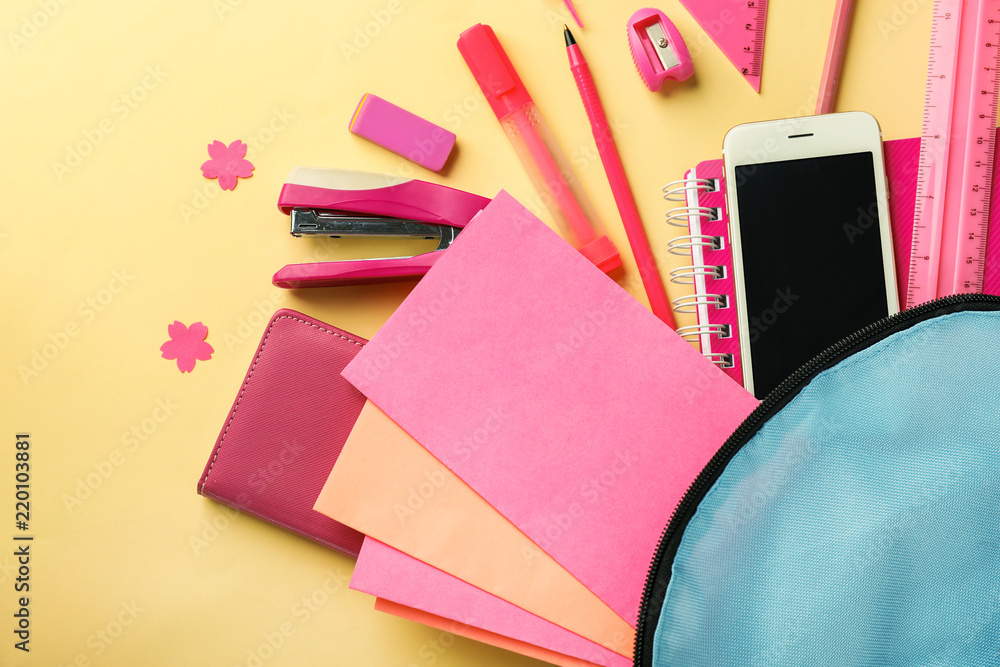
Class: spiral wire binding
666,206,720,228
704,352,735,368
671,292,727,314
665,175,732,367
676,323,731,341
669,264,725,285
666,234,723,256
662,177,718,202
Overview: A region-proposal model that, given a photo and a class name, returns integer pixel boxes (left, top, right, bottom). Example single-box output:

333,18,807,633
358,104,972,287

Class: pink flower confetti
160,321,214,373
200,140,254,190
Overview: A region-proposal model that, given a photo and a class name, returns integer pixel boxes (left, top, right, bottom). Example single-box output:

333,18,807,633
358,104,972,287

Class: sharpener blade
646,21,680,71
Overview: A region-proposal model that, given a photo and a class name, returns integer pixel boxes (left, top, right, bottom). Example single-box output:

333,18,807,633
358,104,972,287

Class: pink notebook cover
343,191,759,626
681,159,741,385
674,136,921,385
197,308,367,558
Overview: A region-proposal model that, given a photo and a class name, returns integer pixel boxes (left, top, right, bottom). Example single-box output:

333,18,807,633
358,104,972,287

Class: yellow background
1,0,931,665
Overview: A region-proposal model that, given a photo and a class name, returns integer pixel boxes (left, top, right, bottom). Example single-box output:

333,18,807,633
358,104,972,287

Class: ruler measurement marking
907,0,1000,307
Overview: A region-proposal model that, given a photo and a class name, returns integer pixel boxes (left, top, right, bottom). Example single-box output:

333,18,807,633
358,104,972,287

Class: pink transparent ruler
907,0,1000,308
677,0,768,92
982,127,1000,294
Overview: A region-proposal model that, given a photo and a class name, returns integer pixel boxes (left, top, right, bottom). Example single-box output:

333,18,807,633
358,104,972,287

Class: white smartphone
723,111,899,399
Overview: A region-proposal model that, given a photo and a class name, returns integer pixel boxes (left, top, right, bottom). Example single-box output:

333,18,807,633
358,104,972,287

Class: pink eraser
349,94,456,172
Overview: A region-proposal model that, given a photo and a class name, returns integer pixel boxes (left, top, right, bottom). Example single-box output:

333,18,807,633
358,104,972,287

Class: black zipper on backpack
633,293,1000,667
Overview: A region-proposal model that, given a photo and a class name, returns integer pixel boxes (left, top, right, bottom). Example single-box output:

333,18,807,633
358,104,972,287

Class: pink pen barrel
816,0,854,114
566,32,676,327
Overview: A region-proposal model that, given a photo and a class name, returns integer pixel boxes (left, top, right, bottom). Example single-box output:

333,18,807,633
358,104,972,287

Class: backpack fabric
636,297,1000,667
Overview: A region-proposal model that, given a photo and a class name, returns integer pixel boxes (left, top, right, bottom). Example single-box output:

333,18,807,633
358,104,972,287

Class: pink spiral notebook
666,136,922,386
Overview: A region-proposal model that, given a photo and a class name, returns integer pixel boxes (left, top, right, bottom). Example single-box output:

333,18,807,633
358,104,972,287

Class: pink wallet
197,308,367,557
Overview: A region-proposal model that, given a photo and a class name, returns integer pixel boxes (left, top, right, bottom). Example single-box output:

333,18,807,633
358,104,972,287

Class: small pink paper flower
201,140,254,190
160,321,214,373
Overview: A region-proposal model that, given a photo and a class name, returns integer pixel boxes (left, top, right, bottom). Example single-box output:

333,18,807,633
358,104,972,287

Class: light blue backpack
635,295,1000,666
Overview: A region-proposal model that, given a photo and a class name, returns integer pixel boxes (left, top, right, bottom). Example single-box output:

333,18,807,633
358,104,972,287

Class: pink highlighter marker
458,23,621,274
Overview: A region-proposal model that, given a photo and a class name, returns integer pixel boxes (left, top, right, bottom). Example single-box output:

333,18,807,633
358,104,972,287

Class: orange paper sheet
375,598,600,667
314,401,634,657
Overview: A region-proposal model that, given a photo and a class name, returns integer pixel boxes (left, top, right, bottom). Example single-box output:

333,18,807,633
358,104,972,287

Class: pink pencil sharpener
627,8,693,91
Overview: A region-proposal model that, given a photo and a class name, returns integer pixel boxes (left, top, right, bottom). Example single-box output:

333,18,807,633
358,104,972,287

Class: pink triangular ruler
677,0,768,92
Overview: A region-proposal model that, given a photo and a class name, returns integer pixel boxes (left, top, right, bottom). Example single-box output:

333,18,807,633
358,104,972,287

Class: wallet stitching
198,315,365,493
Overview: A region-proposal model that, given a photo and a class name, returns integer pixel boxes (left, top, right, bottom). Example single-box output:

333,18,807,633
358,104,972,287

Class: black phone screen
734,151,892,398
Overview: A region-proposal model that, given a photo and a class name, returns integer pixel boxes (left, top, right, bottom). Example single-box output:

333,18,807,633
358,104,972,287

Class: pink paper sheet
315,400,634,656
353,539,630,667
375,599,601,667
344,191,759,625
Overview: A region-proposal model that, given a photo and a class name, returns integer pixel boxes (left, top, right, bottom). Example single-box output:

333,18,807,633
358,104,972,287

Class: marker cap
457,23,533,121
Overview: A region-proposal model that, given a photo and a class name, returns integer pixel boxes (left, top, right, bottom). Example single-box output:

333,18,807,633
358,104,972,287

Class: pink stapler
273,167,491,288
